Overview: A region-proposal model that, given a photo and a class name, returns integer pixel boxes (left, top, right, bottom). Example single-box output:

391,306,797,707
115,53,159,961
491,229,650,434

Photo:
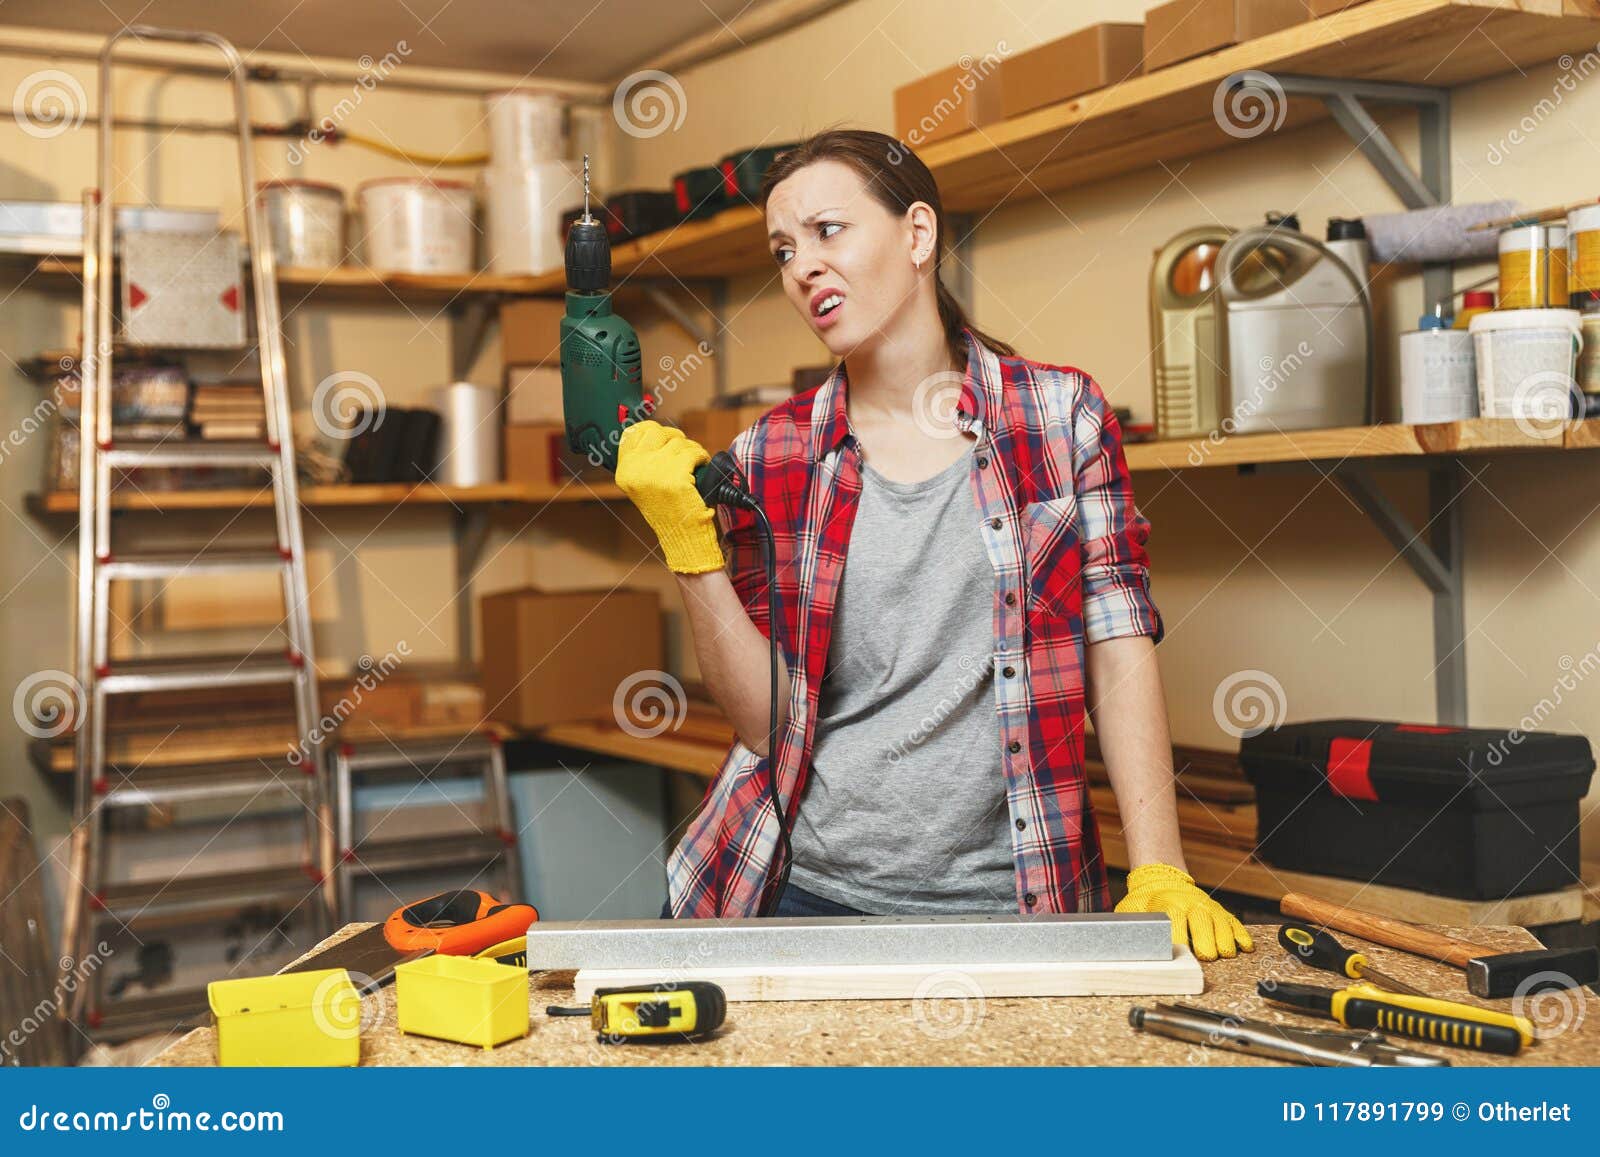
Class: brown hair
759,128,1016,367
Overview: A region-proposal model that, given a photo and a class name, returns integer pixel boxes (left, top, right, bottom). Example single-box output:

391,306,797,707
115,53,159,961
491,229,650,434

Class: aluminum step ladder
332,735,522,918
59,26,334,1036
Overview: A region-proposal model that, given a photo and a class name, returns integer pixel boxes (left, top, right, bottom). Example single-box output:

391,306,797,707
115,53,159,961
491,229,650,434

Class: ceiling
0,0,765,82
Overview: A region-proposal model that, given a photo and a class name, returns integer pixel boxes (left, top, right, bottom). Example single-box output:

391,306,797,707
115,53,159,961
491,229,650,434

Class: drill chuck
565,217,610,292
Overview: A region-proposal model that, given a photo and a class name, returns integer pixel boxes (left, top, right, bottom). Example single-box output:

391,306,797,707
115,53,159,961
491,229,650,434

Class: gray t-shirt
788,443,1016,914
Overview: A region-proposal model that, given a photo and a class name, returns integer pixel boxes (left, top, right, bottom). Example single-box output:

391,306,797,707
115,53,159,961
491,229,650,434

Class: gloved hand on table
616,420,726,575
1114,862,1254,962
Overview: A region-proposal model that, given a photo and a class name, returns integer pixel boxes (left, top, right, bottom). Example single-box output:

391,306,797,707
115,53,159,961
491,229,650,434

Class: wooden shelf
1123,417,1600,471
515,0,1600,286
16,255,563,303
27,478,623,516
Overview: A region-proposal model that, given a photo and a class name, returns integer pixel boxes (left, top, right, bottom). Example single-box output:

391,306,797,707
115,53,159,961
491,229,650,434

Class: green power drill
560,156,753,510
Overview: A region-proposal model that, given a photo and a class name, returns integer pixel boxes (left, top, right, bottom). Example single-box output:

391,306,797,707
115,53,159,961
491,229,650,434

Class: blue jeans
659,880,867,918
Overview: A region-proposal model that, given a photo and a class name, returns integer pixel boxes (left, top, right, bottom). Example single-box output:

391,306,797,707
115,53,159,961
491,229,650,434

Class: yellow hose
338,129,488,167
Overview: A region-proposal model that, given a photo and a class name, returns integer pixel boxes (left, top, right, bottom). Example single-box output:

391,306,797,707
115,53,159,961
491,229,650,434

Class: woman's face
766,158,926,357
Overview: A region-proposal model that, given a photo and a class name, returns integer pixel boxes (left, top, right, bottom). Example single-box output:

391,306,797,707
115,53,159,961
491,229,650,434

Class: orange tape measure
383,889,538,956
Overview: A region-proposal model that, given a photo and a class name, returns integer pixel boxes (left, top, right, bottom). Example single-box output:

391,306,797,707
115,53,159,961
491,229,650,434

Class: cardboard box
1143,0,1310,72
1308,0,1370,14
679,404,771,455
481,587,663,729
999,23,1145,119
499,297,564,366
504,423,610,486
893,57,1005,146
505,362,565,425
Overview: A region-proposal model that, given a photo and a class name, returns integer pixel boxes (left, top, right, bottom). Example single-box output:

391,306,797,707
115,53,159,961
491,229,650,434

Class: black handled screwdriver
1278,922,1430,997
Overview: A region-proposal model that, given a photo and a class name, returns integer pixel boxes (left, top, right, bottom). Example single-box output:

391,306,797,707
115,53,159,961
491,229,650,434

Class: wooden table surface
155,922,1600,1067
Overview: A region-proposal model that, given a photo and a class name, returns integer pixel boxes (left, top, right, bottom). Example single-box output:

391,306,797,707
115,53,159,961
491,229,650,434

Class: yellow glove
615,421,726,575
1114,862,1254,962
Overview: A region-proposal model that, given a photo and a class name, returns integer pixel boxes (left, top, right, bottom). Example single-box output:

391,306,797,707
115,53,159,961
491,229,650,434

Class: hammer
1281,892,1600,999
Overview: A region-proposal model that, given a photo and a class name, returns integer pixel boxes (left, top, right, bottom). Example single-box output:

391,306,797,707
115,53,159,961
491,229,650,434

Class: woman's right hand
616,420,725,574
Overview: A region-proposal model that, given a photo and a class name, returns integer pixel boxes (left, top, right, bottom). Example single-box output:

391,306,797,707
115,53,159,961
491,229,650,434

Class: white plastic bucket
482,160,582,276
260,180,344,268
485,90,564,167
1469,308,1584,419
357,179,475,275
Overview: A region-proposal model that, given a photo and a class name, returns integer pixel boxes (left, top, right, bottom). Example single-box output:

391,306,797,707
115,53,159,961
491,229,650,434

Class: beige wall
617,0,1600,867
5,1,1598,876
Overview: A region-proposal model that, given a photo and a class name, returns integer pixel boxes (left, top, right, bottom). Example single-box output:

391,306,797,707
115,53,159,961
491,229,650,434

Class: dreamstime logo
910,369,966,439
286,43,411,165
887,653,993,765
1511,971,1586,1041
1,942,112,1063
1507,369,1582,441
14,669,85,739
312,370,386,440
1187,340,1313,465
1213,70,1287,140
1212,669,1287,738
911,969,985,1040
1487,43,1600,164
288,641,410,766
13,69,86,139
310,969,380,1039
887,42,1010,161
613,70,687,139
613,669,687,738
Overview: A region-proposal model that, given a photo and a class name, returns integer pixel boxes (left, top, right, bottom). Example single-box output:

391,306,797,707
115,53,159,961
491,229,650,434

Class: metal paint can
1498,221,1568,309
1568,202,1600,312
260,180,344,268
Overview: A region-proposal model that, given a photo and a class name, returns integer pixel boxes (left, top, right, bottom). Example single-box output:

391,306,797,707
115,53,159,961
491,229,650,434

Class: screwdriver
1259,979,1535,1056
1279,922,1430,997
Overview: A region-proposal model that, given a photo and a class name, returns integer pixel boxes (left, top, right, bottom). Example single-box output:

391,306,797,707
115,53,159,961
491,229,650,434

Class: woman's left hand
1114,862,1255,962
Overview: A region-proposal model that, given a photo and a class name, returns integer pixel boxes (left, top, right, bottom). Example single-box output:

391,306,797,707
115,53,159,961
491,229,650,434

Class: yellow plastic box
395,955,529,1050
208,968,362,1067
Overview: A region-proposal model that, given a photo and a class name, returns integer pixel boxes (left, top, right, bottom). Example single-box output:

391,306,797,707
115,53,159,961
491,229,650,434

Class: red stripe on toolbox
1327,737,1378,800
1394,723,1458,733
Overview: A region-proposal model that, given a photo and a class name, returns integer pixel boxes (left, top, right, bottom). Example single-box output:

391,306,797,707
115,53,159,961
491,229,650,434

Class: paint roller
1358,199,1521,265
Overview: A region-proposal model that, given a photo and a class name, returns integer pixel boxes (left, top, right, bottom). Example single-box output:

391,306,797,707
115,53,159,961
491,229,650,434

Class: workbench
154,921,1600,1067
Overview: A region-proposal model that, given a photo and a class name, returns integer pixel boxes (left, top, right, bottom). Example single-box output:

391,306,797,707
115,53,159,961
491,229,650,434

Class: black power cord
695,451,792,916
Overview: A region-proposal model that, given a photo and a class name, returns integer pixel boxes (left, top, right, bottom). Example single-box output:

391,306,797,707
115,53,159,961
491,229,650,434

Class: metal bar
524,913,1174,971
1321,92,1436,210
1428,460,1467,725
946,211,976,315
453,507,492,667
449,297,499,380
1332,464,1453,594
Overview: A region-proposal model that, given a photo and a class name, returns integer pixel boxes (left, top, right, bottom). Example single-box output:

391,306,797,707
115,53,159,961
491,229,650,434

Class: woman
616,129,1252,962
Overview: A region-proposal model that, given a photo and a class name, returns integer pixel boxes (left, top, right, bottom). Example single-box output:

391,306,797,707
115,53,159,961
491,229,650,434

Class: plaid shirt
665,326,1164,917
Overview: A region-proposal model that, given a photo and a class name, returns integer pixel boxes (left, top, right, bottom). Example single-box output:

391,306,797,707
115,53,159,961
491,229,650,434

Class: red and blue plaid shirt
666,326,1164,917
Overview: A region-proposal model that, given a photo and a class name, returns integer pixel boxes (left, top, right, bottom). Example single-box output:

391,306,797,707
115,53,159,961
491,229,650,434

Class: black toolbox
1239,719,1593,900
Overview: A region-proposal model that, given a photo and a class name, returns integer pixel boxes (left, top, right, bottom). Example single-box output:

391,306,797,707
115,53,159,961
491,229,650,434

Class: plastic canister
1468,308,1583,419
1570,201,1600,312
484,90,565,167
432,381,501,486
260,180,344,268
482,159,582,276
1453,290,1495,329
1400,313,1477,423
1498,221,1568,309
1579,308,1600,397
357,179,475,275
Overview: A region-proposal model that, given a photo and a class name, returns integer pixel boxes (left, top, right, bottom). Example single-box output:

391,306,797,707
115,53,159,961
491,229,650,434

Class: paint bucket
432,381,501,486
1469,308,1583,419
260,180,344,268
357,178,475,274
1498,221,1568,309
1569,202,1600,312
1399,314,1477,422
485,90,564,167
482,160,582,276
